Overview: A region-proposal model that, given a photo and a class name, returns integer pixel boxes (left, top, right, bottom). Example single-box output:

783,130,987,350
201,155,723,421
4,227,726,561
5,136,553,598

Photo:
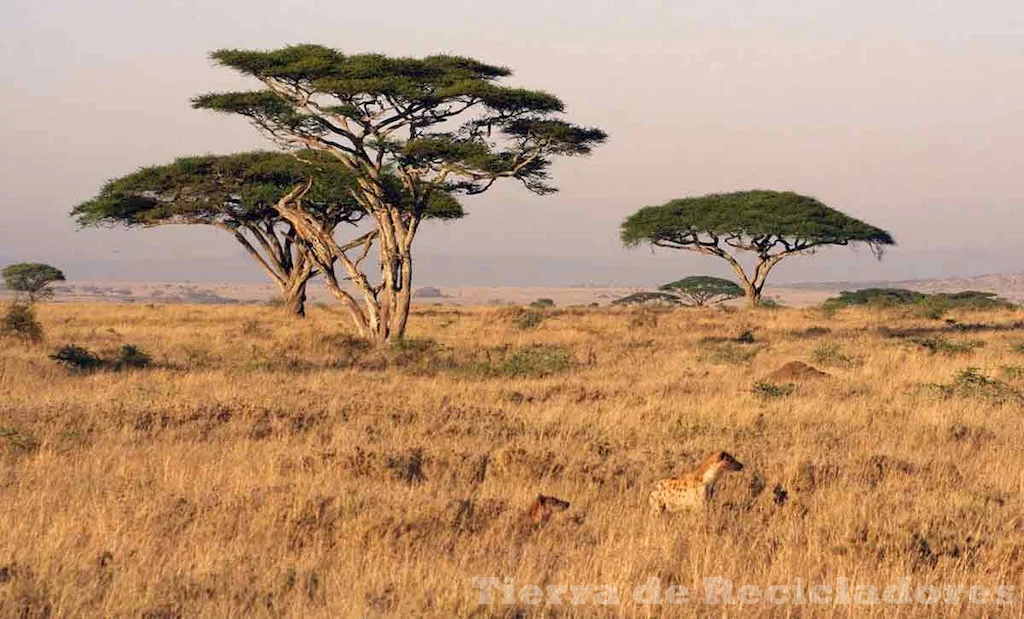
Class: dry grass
1,301,1023,617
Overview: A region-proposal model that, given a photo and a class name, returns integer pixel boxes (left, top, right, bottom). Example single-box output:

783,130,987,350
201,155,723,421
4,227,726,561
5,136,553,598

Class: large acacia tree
72,151,365,317
621,190,894,307
192,44,606,343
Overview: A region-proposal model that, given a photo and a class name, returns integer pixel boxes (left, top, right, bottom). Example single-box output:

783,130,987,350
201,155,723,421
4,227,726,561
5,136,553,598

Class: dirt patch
768,361,831,381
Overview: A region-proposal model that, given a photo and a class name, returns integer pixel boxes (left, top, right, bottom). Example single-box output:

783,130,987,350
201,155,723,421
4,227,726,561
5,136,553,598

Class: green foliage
1,303,43,344
823,288,927,308
466,345,573,378
50,345,104,372
910,337,984,356
659,276,744,306
113,344,152,370
612,292,679,307
72,151,372,229
811,343,862,369
753,382,795,398
530,298,555,309
515,310,546,330
2,263,66,302
1000,365,1024,381
621,190,894,251
823,288,1016,314
620,191,892,309
927,368,1023,404
193,44,606,202
50,344,152,372
701,342,762,365
756,297,785,309
0,427,40,457
192,45,605,343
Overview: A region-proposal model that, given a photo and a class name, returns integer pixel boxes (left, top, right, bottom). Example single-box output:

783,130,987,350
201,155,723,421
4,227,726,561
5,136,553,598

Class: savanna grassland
1,301,1024,617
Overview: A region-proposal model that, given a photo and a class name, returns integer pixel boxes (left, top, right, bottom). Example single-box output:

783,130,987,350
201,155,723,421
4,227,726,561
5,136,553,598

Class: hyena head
529,494,571,524
716,451,745,472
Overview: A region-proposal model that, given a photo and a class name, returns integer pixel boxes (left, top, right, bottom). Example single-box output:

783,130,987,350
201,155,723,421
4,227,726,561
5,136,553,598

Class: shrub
823,288,1015,314
50,345,104,372
515,310,545,330
910,337,984,356
530,298,556,308
927,368,1023,404
811,343,862,368
465,345,573,378
414,287,444,298
113,344,151,370
701,343,761,365
50,343,153,372
612,292,679,307
1000,365,1024,381
1,302,43,344
752,382,794,398
0,427,40,457
823,288,927,309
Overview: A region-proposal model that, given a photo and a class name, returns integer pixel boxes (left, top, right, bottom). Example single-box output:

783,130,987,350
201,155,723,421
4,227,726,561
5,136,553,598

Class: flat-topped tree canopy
621,190,895,307
621,190,894,254
191,44,606,343
659,276,745,306
192,45,605,199
71,150,463,317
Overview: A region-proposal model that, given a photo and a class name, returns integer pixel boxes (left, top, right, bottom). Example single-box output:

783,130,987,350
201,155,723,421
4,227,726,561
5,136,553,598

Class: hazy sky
1,0,1022,286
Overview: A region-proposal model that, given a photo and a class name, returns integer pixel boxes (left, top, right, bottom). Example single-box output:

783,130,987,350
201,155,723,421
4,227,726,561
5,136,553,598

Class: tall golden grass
1,301,1023,616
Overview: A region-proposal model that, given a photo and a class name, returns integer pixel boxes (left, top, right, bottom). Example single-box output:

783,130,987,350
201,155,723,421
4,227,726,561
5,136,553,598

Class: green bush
50,343,153,372
113,344,152,370
823,288,1015,314
530,298,556,309
910,337,984,356
465,345,573,378
1,302,43,344
701,343,761,365
811,343,862,368
752,381,794,398
50,345,104,372
927,368,1023,404
515,310,545,330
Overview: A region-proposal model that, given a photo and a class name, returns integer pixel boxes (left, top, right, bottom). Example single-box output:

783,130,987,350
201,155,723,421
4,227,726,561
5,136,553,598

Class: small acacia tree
2,263,66,303
72,151,365,317
659,276,744,306
192,44,606,344
621,190,895,307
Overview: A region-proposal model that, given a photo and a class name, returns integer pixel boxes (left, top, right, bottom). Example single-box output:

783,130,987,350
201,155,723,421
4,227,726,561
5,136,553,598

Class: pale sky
1,0,1022,286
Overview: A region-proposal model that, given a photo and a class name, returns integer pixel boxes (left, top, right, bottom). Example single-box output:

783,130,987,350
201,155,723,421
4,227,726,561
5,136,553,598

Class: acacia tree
621,190,894,307
660,276,744,306
2,263,66,303
192,44,606,344
72,151,366,317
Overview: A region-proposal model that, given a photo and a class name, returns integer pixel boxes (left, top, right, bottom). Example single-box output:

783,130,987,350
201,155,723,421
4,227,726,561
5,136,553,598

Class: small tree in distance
621,190,895,307
2,263,66,303
611,291,679,307
659,276,744,306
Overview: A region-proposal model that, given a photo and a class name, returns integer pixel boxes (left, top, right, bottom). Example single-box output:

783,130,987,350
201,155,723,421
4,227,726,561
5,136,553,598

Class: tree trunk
745,286,762,308
284,284,307,317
